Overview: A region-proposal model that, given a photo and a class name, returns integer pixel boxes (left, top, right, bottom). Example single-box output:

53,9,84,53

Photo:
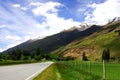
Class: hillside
3,25,102,54
54,20,120,61
3,20,120,61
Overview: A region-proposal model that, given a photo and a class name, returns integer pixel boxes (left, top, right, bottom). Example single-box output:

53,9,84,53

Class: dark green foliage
102,48,110,61
110,56,115,61
23,56,31,60
82,52,88,61
0,54,8,61
0,54,2,61
0,48,74,62
106,48,110,61
0,49,32,61
34,55,42,61
9,49,22,60
63,56,74,61
22,51,30,56
0,60,36,66
30,52,36,58
36,48,40,56
115,30,120,36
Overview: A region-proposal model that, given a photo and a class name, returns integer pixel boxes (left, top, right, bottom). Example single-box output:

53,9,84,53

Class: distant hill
2,25,102,54
54,20,120,61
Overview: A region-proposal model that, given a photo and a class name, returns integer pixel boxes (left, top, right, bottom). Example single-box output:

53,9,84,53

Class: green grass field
34,60,120,80
63,60,120,80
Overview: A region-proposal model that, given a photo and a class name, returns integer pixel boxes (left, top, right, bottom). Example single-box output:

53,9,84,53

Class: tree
34,55,42,61
15,49,22,60
23,51,30,56
36,48,40,56
102,48,110,61
9,49,22,60
0,54,2,61
82,52,87,61
106,48,110,61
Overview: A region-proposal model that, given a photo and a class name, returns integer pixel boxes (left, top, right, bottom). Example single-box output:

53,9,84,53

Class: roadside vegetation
33,63,60,80
0,49,74,65
0,60,36,66
34,61,101,80
34,60,120,80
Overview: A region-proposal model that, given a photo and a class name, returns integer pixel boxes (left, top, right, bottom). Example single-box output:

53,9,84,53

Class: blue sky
0,0,120,52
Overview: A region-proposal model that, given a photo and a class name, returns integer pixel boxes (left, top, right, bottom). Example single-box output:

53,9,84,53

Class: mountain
53,20,120,60
2,25,102,54
2,19,120,61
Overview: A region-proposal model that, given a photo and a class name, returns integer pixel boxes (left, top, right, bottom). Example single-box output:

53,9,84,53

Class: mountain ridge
2,24,102,54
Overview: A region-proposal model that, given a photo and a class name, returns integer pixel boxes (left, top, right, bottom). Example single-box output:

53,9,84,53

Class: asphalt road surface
0,62,53,80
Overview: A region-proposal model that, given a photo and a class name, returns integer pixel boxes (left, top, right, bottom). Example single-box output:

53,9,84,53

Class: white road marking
0,62,53,80
25,62,53,80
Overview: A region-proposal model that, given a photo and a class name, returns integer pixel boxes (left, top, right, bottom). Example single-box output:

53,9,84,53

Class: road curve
0,62,53,80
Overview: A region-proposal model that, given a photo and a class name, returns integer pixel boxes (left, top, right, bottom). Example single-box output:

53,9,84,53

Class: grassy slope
54,21,120,60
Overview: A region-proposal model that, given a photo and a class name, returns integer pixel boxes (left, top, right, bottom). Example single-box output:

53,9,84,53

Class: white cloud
24,35,31,41
32,1,62,15
77,8,86,12
5,35,21,41
85,0,120,25
29,2,42,6
21,7,28,11
0,48,3,52
31,1,80,36
0,24,6,28
45,14,80,31
13,4,21,8
0,1,80,51
12,4,28,11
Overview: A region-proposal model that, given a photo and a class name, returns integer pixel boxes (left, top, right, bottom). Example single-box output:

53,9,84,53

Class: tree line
0,47,116,62
0,49,74,62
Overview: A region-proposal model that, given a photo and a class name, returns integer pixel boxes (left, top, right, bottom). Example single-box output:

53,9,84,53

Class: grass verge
33,63,61,80
33,61,102,80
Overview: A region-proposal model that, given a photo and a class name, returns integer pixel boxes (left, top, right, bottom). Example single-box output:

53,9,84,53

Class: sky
0,0,120,52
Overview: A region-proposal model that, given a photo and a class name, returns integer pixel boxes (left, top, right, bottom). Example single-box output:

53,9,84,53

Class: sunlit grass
33,63,62,80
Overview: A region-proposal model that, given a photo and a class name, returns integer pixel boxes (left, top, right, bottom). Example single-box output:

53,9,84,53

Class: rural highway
0,62,53,80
